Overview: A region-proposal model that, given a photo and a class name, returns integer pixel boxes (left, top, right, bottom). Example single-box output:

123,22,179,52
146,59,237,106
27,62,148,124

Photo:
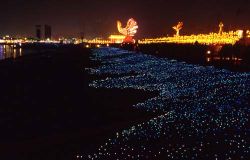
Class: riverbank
120,43,250,72
0,45,156,160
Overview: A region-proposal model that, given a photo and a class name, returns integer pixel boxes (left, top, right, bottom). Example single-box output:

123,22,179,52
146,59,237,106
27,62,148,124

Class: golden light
219,22,224,35
237,30,244,39
173,22,184,36
117,18,138,37
117,18,138,43
246,30,250,38
109,35,125,44
140,31,241,45
206,57,211,62
109,35,125,40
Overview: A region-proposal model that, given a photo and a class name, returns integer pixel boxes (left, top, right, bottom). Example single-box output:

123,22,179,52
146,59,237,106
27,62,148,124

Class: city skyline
1,0,250,38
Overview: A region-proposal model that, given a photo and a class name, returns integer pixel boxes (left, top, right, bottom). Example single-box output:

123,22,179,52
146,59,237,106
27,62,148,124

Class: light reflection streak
0,45,23,60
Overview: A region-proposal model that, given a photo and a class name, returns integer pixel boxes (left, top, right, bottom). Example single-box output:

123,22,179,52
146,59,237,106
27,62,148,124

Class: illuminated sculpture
173,22,183,36
237,30,244,39
219,22,224,35
117,18,138,43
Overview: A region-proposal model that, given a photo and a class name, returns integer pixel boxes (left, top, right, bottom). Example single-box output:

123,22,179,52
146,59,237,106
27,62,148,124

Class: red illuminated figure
117,18,138,43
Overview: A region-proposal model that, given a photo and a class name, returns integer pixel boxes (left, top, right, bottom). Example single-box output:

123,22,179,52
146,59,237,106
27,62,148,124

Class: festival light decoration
247,30,250,38
79,47,250,159
237,30,244,39
109,35,126,43
117,18,138,43
219,22,224,35
139,31,242,45
87,39,111,44
139,22,250,45
173,22,184,36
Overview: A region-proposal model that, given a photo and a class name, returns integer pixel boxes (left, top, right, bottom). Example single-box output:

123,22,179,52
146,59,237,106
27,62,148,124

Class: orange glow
139,31,242,45
117,18,138,43
117,18,138,37
219,22,224,35
109,35,125,40
173,22,184,36
109,35,126,44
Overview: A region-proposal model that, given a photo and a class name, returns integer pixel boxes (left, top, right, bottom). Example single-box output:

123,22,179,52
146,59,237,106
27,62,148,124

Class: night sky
1,0,250,38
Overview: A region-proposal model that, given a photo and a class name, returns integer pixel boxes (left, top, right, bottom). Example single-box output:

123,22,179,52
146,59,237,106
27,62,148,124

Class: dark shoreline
120,43,250,72
0,45,157,160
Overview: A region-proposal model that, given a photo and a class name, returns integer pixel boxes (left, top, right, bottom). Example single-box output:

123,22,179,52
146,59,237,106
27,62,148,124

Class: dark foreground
0,45,155,160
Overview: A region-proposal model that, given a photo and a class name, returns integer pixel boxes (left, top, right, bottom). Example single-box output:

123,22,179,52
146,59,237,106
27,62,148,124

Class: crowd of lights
139,31,246,45
80,47,250,159
0,36,60,44
86,39,111,44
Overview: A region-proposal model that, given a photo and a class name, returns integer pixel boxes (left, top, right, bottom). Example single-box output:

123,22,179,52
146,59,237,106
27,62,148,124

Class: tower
35,25,42,40
44,25,52,40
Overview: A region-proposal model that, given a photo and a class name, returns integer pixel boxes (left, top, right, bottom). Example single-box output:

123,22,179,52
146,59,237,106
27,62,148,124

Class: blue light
81,47,250,159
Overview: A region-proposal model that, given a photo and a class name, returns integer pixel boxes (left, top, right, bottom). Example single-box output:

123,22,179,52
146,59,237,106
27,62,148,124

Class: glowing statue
219,22,224,35
117,18,138,43
173,22,183,37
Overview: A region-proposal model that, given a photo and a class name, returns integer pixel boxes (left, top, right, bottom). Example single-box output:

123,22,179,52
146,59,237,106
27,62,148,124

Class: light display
173,22,184,37
139,22,250,45
79,47,250,159
117,18,138,43
237,30,244,39
109,35,126,44
219,22,224,35
139,31,242,45
77,21,250,45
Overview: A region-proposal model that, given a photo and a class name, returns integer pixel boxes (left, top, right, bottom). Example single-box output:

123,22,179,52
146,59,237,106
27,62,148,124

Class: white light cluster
81,47,250,159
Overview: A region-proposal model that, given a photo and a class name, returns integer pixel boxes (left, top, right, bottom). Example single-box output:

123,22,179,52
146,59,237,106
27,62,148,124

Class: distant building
44,25,52,40
35,25,42,40
80,32,85,43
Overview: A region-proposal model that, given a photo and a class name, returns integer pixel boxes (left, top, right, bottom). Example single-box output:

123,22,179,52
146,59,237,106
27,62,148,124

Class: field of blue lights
82,47,250,159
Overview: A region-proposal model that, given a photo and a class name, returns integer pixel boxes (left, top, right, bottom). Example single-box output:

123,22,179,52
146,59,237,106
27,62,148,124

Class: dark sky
1,0,250,38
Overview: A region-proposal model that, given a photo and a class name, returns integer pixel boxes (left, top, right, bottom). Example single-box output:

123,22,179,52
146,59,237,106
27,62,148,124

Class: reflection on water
205,51,250,72
0,45,22,60
205,45,250,71
206,56,243,64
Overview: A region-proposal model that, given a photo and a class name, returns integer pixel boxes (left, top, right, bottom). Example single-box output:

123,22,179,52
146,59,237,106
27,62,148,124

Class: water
0,45,23,60
136,44,250,72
